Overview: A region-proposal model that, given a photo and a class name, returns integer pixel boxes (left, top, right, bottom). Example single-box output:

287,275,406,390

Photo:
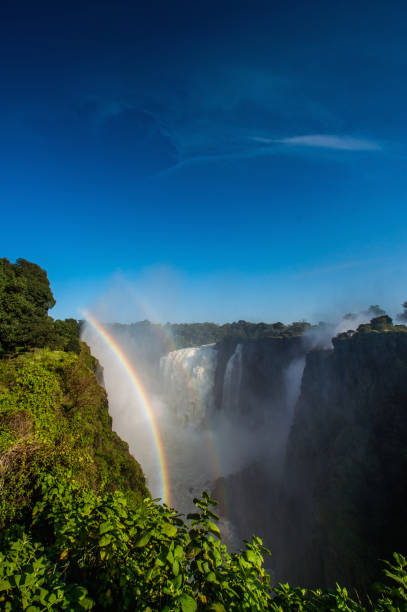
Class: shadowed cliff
276,317,407,591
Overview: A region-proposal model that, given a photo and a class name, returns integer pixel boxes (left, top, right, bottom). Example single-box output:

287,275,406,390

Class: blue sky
1,0,407,323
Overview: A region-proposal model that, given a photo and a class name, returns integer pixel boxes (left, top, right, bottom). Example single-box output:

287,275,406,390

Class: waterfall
81,322,308,547
221,343,243,413
160,344,217,426
284,356,306,413
157,344,223,512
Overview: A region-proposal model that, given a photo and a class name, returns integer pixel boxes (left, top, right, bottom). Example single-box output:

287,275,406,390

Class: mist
81,314,307,549
80,295,397,553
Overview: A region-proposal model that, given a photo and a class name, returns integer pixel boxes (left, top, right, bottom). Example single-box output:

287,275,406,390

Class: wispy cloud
155,132,381,177
252,134,381,151
76,63,382,176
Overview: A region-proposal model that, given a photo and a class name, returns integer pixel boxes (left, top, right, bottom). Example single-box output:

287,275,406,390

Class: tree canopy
0,259,80,355
397,301,407,323
0,258,55,354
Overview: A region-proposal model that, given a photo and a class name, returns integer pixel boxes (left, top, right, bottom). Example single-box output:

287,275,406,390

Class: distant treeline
167,320,311,348
110,320,312,353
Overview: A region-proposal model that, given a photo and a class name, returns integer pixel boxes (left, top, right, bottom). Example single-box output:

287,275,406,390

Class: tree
397,301,407,323
366,305,386,317
50,318,81,353
0,258,55,354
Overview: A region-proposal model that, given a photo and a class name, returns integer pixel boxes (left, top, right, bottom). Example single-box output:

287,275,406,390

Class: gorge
82,314,407,592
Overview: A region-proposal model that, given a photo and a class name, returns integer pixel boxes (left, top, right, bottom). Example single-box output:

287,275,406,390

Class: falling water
81,323,309,553
221,343,243,413
160,344,217,426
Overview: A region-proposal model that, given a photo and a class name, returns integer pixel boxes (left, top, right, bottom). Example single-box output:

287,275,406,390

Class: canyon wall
277,326,407,590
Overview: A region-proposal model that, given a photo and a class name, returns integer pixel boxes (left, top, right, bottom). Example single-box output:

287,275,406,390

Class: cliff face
279,328,407,590
214,336,306,417
212,336,307,552
212,325,407,592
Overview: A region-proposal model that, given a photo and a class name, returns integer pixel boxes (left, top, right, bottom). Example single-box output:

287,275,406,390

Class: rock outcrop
277,324,407,591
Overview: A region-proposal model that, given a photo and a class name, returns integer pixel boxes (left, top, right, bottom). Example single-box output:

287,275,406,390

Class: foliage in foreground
0,475,271,611
0,475,406,612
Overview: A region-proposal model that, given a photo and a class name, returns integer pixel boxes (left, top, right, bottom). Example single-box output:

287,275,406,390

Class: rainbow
122,301,228,516
82,311,171,506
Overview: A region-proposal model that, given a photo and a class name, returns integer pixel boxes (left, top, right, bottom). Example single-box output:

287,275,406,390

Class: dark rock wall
214,336,306,419
279,330,407,591
212,336,308,558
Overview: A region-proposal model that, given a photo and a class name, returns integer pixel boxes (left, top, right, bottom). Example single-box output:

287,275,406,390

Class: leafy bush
0,475,271,611
269,553,407,611
0,474,406,611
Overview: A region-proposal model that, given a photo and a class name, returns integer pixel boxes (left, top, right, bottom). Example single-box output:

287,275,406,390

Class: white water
160,345,217,426
221,343,243,414
81,324,221,512
284,356,306,416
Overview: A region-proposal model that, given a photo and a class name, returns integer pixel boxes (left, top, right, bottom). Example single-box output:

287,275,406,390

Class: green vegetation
0,258,81,356
397,301,407,323
0,345,148,527
167,320,311,349
110,320,312,355
336,315,407,340
0,258,55,354
0,475,406,611
0,479,272,610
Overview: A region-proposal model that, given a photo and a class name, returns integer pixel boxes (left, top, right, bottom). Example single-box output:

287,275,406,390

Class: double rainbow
82,311,171,506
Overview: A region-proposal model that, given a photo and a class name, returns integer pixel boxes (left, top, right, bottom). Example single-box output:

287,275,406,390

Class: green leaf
172,560,180,576
179,593,197,612
210,604,227,612
155,556,165,567
0,580,11,592
188,547,200,559
99,534,112,547
245,550,258,565
207,571,218,583
135,531,152,547
172,574,182,590
207,521,221,537
162,523,177,538
166,548,175,564
99,521,114,535
174,545,184,560
79,596,94,610
12,574,22,587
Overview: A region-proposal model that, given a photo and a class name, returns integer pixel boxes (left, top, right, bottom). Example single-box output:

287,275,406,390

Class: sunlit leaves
0,475,274,610
1,473,406,610
179,592,197,612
